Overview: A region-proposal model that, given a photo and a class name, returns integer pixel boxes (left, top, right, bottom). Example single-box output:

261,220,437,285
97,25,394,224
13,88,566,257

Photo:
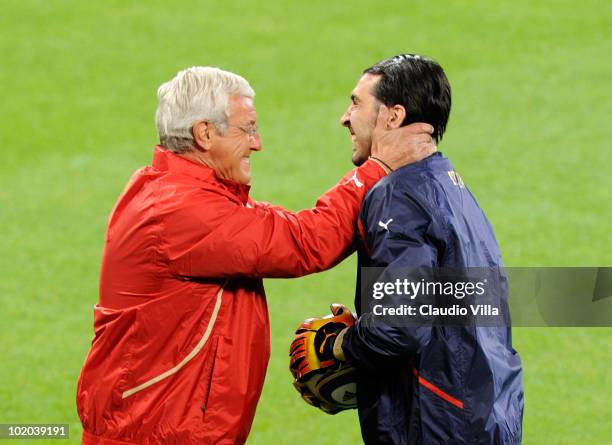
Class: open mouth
241,157,251,173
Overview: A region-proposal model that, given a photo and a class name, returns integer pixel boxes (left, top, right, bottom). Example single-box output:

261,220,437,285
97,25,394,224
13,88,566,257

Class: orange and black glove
289,304,354,382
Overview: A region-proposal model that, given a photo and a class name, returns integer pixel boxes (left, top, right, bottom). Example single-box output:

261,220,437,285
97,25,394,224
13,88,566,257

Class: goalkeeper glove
289,304,354,381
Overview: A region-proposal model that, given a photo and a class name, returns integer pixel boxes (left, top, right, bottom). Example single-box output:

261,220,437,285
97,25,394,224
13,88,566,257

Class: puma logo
348,171,363,188
378,218,393,231
447,170,465,188
319,332,337,355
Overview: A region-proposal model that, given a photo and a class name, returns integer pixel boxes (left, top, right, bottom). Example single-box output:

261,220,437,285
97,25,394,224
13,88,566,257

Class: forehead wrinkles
230,101,257,124
355,75,380,101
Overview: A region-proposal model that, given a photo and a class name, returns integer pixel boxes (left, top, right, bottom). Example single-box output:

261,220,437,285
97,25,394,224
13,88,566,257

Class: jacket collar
152,145,251,204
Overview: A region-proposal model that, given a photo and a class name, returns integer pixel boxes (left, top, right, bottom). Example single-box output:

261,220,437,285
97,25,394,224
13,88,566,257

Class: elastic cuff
369,156,394,173
360,158,388,177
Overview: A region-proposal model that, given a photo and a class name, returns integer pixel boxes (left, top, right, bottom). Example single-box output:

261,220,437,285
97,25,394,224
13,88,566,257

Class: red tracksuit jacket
77,146,385,444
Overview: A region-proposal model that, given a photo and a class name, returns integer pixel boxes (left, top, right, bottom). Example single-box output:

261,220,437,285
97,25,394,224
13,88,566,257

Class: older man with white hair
76,66,435,445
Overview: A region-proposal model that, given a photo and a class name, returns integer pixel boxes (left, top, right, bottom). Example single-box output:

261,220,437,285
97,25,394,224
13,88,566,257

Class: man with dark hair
291,55,524,444
77,66,437,445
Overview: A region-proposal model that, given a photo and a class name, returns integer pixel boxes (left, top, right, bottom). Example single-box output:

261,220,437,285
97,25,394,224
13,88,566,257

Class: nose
340,106,351,128
250,133,262,152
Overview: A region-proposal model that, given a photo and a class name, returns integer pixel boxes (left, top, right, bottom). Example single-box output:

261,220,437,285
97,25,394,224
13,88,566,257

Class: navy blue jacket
342,152,524,445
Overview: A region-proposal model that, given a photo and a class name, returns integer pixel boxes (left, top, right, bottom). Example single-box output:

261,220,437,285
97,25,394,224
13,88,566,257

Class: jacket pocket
200,336,221,412
121,282,226,399
201,335,233,416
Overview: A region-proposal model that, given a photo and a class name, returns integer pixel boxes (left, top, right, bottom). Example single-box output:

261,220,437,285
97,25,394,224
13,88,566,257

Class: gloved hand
289,304,354,382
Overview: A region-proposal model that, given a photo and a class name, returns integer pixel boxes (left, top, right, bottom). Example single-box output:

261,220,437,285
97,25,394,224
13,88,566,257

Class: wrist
368,156,394,174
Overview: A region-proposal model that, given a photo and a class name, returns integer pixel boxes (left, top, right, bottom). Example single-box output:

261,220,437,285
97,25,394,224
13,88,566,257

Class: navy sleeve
342,184,443,368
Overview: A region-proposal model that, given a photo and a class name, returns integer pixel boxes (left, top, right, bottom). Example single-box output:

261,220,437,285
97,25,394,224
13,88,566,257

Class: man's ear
192,120,212,151
385,104,406,129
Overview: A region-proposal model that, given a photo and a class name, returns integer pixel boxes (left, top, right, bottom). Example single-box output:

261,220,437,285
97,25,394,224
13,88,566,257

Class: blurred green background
0,0,610,443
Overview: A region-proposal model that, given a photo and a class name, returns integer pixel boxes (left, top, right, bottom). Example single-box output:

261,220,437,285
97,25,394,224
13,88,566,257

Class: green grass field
1,1,610,443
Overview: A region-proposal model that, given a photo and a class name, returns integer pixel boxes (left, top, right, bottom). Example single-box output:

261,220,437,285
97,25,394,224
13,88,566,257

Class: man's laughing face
208,95,262,185
339,74,382,166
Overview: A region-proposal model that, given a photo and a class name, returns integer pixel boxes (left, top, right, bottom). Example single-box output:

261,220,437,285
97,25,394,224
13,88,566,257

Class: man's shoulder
117,168,243,223
361,152,470,235
361,173,435,235
365,158,446,212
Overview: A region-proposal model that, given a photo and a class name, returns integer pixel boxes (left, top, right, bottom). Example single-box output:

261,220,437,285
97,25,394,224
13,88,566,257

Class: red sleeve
167,159,386,278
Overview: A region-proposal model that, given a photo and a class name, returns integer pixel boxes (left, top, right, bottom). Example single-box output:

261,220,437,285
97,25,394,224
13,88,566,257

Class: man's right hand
370,109,436,172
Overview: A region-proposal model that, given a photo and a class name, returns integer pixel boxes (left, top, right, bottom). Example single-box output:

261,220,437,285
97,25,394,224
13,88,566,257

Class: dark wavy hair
364,54,451,143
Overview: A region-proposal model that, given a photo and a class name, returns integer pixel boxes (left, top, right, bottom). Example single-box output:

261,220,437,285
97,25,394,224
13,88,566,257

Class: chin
351,142,371,166
234,169,252,185
351,152,368,167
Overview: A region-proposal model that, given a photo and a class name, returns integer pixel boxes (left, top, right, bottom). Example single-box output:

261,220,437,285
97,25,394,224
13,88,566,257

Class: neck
180,149,213,169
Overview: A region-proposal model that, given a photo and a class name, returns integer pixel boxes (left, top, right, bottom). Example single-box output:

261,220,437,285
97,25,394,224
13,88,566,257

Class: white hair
155,66,255,153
